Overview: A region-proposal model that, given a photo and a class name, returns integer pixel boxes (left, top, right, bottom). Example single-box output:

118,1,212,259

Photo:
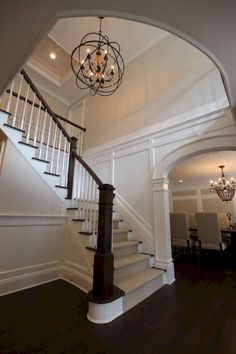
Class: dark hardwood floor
1,254,236,353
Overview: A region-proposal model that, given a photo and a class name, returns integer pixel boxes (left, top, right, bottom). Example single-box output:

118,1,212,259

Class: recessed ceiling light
50,52,56,60
179,179,183,183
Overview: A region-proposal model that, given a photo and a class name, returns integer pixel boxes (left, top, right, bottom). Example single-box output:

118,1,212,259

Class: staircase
66,208,165,312
0,69,165,320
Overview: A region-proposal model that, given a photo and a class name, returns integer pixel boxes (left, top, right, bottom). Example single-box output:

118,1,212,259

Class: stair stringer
0,111,67,201
60,211,94,293
114,191,155,254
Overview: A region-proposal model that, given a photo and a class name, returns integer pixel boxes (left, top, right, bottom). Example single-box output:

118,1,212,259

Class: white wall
84,107,236,255
0,215,66,295
0,139,63,214
0,135,69,295
39,87,69,118
83,34,227,150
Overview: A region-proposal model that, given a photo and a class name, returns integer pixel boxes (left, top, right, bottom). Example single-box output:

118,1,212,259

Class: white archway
151,108,236,283
0,2,235,110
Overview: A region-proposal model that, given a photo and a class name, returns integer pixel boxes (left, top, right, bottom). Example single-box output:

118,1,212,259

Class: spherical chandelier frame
71,24,125,96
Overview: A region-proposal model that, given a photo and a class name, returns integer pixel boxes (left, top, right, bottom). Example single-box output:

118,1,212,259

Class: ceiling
25,16,236,187
168,151,236,187
27,17,168,105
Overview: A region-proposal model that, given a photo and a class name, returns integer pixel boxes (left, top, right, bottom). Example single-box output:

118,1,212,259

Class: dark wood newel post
92,184,115,299
88,184,124,303
67,136,77,199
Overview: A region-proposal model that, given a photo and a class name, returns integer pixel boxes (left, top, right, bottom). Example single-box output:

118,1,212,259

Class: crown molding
84,99,230,157
27,60,61,87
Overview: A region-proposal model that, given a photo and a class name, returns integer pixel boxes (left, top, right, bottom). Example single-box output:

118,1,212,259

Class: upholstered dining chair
169,212,191,253
188,213,198,242
195,212,230,252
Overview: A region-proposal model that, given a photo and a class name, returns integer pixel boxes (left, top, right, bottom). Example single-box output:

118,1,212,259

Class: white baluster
12,74,24,128
56,130,62,175
93,185,99,248
38,109,48,160
0,92,7,111
45,115,52,161
80,166,86,220
76,162,82,214
6,80,15,116
50,123,58,174
64,140,70,187
33,102,42,146
79,130,84,157
85,174,91,231
60,136,68,186
89,177,94,233
72,161,79,207
26,93,36,144
83,171,88,227
20,84,30,131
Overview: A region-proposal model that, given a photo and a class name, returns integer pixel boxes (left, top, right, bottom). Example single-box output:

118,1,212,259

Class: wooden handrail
73,152,103,186
6,89,86,133
54,113,86,132
20,69,71,142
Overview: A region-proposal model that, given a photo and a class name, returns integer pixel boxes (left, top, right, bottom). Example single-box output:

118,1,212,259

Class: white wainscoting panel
0,215,66,296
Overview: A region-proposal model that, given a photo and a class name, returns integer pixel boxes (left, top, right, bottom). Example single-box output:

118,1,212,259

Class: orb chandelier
71,17,125,96
209,165,236,202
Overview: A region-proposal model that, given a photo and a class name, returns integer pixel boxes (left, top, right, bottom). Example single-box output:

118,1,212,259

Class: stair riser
113,244,139,258
112,220,120,229
114,258,150,282
123,274,165,312
113,232,128,242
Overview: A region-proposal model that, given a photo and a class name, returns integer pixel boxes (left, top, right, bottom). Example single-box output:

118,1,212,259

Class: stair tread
112,229,129,234
3,123,25,133
114,253,150,269
115,268,164,294
113,240,139,249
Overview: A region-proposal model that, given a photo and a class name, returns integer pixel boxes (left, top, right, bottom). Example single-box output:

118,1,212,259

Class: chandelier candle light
209,165,236,202
71,17,125,96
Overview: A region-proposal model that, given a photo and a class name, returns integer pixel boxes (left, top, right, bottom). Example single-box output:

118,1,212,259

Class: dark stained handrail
54,113,86,132
20,69,71,142
73,152,103,186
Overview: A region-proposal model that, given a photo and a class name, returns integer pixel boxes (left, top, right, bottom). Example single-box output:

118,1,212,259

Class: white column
152,177,175,285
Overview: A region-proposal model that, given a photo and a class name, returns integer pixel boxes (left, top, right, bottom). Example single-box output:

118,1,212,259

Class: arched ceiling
169,151,236,186
26,17,168,104
0,1,236,112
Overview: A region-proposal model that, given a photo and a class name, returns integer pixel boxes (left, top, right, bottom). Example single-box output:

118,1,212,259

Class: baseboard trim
0,264,92,297
0,266,60,296
60,265,92,293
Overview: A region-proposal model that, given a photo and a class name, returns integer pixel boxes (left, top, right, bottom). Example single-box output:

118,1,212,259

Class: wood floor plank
1,259,236,353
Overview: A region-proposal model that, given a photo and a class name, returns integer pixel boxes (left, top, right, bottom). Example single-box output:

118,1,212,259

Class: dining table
189,227,236,249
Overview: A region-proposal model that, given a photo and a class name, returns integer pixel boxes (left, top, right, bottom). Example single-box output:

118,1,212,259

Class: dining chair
218,213,230,229
195,212,230,252
188,213,198,241
169,212,191,253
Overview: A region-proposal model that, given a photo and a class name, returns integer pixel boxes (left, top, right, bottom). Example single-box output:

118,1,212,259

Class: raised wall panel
115,149,152,225
172,190,196,197
172,199,198,213
202,198,234,217
91,160,111,184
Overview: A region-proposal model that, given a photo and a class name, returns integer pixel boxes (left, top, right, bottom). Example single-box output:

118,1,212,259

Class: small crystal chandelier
209,165,236,201
71,17,125,96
